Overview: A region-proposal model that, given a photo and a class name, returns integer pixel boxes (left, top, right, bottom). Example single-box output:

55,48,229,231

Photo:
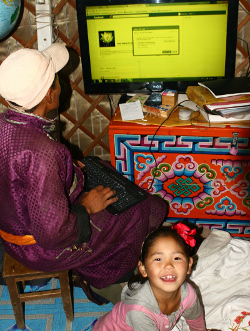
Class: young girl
92,222,206,331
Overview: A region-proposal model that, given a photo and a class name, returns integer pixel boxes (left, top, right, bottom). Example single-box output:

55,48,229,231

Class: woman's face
49,74,61,111
33,74,62,117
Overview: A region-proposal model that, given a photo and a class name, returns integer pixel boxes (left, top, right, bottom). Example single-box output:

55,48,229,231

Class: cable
35,10,54,30
146,99,213,192
107,94,116,118
35,8,59,44
147,99,189,191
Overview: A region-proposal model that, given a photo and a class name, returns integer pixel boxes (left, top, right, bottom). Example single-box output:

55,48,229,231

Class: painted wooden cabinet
109,110,250,237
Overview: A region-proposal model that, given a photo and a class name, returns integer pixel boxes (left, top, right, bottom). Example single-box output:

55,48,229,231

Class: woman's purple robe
0,108,167,289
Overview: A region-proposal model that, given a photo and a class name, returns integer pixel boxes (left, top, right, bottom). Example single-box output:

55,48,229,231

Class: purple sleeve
25,144,81,249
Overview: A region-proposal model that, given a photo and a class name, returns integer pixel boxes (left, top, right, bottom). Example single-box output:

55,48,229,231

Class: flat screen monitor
75,0,239,94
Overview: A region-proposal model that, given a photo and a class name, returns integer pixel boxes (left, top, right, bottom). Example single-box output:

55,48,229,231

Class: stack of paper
199,107,250,123
186,84,250,120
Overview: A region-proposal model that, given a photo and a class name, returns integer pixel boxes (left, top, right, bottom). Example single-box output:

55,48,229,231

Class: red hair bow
171,222,196,247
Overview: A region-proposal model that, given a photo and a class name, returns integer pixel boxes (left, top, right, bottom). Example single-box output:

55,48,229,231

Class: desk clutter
117,76,250,127
119,89,179,122
115,102,200,128
117,89,207,127
119,89,182,125
186,77,250,124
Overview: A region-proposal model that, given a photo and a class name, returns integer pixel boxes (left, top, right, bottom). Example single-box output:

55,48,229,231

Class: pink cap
0,43,69,110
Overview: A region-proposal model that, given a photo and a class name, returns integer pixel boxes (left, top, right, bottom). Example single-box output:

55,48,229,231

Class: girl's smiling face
138,236,193,299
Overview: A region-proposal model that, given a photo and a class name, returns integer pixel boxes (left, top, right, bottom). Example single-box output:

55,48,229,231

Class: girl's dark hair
128,224,193,289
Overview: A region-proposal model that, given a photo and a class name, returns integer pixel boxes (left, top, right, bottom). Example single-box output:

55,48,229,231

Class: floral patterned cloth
190,230,250,331
231,311,250,331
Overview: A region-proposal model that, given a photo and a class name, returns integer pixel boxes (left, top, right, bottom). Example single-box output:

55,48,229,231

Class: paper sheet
119,100,144,121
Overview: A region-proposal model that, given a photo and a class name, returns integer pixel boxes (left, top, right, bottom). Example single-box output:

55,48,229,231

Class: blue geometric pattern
114,134,250,159
0,280,113,331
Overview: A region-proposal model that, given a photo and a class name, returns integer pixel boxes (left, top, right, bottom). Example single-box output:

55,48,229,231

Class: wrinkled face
138,236,193,298
50,74,61,110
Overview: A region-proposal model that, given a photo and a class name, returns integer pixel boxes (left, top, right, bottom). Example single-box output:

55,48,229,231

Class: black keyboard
81,156,147,215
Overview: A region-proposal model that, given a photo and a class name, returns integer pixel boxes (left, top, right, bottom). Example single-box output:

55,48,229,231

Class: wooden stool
2,253,74,329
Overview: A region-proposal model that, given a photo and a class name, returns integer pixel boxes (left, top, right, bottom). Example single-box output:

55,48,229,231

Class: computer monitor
75,0,239,94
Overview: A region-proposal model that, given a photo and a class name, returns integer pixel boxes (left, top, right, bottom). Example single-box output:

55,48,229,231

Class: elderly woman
0,43,168,304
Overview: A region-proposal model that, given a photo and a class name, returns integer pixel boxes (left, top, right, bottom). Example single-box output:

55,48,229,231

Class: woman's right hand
80,185,118,215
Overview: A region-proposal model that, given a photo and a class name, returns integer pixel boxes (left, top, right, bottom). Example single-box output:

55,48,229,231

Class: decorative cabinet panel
109,116,250,237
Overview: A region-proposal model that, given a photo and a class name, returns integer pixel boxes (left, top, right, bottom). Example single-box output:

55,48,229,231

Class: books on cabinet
186,85,250,122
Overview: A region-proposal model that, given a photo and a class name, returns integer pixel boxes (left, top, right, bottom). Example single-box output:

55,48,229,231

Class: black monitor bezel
76,0,239,94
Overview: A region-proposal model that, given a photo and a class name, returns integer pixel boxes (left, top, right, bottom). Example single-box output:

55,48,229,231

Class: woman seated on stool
0,44,168,304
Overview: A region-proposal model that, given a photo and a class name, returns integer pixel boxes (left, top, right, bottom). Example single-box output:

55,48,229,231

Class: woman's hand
80,185,118,215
